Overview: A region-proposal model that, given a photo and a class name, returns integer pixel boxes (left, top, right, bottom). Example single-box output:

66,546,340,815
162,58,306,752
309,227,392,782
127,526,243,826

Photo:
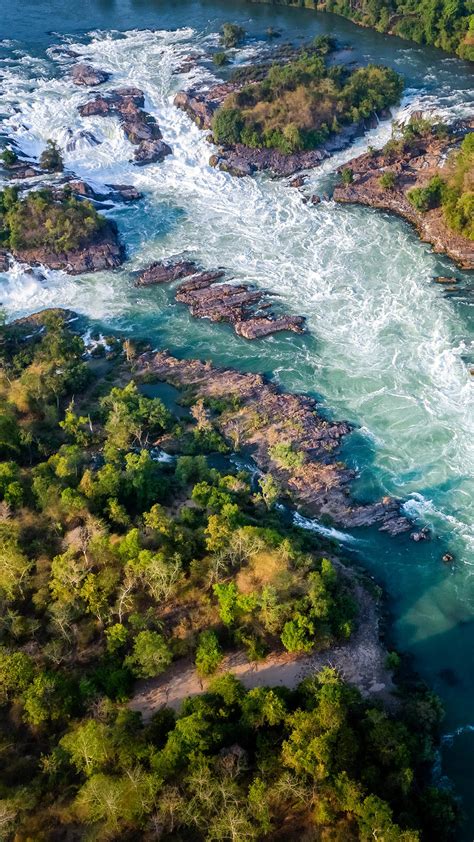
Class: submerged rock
71,63,110,87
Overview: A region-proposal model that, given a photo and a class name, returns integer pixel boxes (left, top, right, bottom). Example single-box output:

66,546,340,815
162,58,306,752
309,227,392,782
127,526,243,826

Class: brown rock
137,350,412,536
11,221,123,275
71,63,110,87
135,260,198,287
333,121,474,269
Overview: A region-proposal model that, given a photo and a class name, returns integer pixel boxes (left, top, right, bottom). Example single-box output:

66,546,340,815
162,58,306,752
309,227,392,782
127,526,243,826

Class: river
1,0,473,833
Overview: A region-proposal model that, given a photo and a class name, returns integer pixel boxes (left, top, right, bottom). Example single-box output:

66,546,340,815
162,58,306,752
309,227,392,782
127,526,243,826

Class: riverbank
333,118,474,268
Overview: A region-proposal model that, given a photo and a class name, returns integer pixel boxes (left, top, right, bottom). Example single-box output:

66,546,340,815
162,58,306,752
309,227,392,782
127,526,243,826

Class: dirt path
129,570,395,721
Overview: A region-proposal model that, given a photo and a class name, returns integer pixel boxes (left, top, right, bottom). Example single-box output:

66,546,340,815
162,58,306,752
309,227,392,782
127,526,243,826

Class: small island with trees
175,36,403,176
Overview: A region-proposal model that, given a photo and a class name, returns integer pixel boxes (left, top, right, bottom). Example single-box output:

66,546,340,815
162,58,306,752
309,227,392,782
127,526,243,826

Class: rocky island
135,259,306,339
78,86,172,165
175,37,403,176
0,185,123,274
334,115,474,268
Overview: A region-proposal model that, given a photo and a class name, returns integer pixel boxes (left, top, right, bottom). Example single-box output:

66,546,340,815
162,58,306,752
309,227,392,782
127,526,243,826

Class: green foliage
341,166,354,185
213,55,403,154
39,139,63,173
380,170,397,190
269,441,304,469
0,148,18,167
195,630,223,676
212,107,244,146
322,0,473,59
408,174,444,209
0,318,458,840
212,51,229,66
125,631,172,678
220,22,245,48
0,188,104,253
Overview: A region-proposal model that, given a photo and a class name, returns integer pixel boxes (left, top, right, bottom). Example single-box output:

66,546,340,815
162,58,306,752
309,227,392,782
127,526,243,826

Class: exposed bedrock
71,63,110,87
137,351,412,536
9,221,124,274
174,271,306,339
135,259,199,287
78,87,172,165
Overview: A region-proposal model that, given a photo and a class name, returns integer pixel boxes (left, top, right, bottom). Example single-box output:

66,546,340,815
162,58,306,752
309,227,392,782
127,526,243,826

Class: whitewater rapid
0,26,472,576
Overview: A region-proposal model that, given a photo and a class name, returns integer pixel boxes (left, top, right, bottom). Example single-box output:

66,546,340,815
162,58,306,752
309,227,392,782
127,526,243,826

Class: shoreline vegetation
333,116,474,268
0,309,459,839
248,0,474,62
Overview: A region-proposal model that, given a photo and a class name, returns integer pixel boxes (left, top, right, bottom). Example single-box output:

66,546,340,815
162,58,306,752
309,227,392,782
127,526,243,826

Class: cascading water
0,3,473,831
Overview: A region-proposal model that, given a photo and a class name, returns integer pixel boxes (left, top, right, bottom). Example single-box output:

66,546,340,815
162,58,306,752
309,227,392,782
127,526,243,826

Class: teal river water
1,0,473,832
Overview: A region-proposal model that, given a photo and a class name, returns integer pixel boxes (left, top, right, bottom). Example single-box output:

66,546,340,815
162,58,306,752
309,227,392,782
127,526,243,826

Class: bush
1,148,18,167
407,175,444,211
195,630,223,677
379,171,396,190
221,23,245,48
213,51,229,67
39,139,64,173
341,167,353,185
212,108,244,146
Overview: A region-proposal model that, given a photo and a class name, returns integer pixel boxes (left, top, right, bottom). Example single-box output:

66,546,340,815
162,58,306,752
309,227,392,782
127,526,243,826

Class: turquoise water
1,0,473,832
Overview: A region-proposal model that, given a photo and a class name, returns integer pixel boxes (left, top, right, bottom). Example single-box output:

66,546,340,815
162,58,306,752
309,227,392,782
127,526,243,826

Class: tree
195,630,223,677
0,524,32,601
220,23,245,48
380,171,397,190
23,671,72,726
280,613,315,653
61,720,111,776
1,148,18,167
212,108,244,146
125,631,172,678
39,139,64,172
258,474,280,509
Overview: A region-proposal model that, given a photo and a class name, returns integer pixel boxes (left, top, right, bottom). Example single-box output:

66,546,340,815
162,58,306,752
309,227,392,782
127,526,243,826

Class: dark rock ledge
137,350,412,536
134,260,306,339
78,87,172,165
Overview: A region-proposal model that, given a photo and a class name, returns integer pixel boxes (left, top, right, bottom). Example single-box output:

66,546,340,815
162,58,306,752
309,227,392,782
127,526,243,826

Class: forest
250,0,474,61
0,311,459,839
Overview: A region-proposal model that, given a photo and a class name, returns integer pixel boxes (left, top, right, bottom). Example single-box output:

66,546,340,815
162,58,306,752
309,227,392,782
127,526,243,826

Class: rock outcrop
137,351,412,536
71,63,110,87
67,179,143,204
135,259,198,287
333,121,474,269
174,271,306,339
78,87,172,165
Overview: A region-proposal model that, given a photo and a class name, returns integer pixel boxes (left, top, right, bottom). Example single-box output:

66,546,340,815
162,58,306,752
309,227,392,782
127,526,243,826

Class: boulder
134,139,172,165
72,63,110,87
